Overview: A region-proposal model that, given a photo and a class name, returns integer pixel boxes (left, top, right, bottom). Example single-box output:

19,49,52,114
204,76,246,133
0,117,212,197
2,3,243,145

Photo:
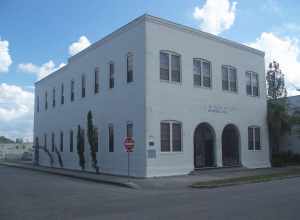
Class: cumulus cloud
0,83,34,141
248,32,300,96
18,60,65,80
68,35,91,56
193,0,237,35
0,38,12,72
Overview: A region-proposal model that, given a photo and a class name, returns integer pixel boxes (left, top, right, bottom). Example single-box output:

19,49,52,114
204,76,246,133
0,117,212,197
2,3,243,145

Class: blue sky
0,0,300,141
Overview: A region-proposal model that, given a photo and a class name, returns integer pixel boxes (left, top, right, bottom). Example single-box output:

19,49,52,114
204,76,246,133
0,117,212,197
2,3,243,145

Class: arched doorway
194,123,215,169
222,124,240,167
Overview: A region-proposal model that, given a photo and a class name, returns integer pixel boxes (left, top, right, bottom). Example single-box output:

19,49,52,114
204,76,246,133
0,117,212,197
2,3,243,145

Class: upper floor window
246,71,259,97
248,126,261,150
45,91,48,110
52,88,56,108
94,67,99,94
71,80,75,102
193,58,211,88
160,121,182,152
61,83,64,105
109,62,114,89
36,96,39,112
160,51,181,83
222,65,237,92
127,53,134,83
81,75,86,98
70,129,73,152
108,124,114,152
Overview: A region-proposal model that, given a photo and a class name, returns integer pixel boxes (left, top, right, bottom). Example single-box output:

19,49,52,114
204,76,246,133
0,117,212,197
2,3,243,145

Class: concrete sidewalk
1,161,299,190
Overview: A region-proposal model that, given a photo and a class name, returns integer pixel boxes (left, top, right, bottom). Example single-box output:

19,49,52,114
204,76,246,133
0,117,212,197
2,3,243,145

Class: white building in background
34,14,270,177
0,143,33,160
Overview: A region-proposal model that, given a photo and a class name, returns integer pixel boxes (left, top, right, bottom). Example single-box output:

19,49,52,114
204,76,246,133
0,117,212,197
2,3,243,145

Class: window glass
193,59,201,86
37,96,39,112
222,66,229,90
253,73,259,96
172,123,182,152
81,75,86,98
127,54,133,83
95,68,99,93
171,54,180,82
248,127,254,150
61,84,64,105
160,52,169,81
52,88,56,107
60,131,63,152
109,63,114,89
45,92,48,110
109,125,114,152
51,133,55,152
246,72,252,95
202,61,211,87
160,122,170,152
229,68,237,92
255,127,261,150
71,80,75,101
70,130,73,152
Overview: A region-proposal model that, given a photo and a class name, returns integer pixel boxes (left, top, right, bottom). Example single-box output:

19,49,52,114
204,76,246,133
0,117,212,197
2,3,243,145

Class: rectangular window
60,131,63,152
160,52,169,81
222,65,237,92
81,75,86,98
36,96,39,112
71,80,75,102
45,91,48,110
44,133,47,149
109,125,114,152
246,71,259,97
61,84,64,105
161,121,182,152
160,51,181,83
51,132,55,152
70,130,73,152
248,126,261,150
127,53,133,83
172,123,182,152
160,122,170,152
109,63,114,89
52,88,56,108
126,122,133,138
94,67,99,93
193,58,211,88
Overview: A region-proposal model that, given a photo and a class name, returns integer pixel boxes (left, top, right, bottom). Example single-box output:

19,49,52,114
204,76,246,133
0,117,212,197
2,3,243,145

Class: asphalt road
0,165,300,220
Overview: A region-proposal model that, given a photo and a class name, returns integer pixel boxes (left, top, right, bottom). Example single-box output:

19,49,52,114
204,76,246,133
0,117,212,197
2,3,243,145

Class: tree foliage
87,110,99,173
266,61,287,100
77,125,85,170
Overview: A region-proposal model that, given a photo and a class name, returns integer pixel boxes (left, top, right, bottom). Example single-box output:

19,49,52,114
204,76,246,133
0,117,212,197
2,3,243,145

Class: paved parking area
1,165,300,220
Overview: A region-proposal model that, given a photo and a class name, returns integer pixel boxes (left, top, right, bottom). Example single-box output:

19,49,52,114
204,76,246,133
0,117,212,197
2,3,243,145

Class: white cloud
193,0,237,35
0,83,34,141
68,35,91,56
18,60,65,80
0,38,12,73
248,32,300,96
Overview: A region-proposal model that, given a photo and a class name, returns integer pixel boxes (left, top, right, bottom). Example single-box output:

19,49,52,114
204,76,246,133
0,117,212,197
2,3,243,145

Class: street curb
0,162,140,189
190,174,300,189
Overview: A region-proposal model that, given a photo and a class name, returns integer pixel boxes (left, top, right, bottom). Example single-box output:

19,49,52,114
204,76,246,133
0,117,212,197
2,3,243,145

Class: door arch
194,123,216,169
222,124,240,166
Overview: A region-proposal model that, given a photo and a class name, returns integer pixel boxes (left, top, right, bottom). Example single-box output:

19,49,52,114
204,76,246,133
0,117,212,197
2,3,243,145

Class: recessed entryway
222,124,240,167
194,123,216,169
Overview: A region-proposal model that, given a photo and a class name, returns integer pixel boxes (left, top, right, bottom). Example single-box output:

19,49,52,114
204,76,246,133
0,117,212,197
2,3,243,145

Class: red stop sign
124,137,135,152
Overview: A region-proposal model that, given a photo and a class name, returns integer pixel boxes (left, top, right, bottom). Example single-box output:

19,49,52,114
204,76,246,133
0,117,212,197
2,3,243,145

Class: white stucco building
34,14,270,177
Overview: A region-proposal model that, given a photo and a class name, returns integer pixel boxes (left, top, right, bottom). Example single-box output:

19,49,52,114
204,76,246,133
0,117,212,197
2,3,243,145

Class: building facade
34,14,270,177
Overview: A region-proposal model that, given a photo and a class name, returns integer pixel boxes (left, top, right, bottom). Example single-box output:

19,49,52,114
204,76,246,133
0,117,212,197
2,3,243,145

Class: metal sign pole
127,150,130,180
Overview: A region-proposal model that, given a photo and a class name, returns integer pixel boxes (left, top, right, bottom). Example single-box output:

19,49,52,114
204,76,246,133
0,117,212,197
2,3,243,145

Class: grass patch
191,169,300,188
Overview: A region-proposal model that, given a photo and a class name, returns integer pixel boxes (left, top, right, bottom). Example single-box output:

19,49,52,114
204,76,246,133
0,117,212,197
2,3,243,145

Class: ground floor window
248,126,261,150
109,124,114,152
160,121,182,152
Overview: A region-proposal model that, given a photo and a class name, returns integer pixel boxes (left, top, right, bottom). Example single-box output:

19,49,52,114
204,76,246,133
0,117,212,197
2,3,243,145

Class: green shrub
272,151,300,167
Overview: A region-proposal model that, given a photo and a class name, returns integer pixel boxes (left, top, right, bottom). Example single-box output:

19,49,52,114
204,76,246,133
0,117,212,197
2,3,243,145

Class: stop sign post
124,137,135,178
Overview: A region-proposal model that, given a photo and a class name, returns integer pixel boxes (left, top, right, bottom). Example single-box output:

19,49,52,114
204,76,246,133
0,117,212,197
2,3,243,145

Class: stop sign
124,137,135,152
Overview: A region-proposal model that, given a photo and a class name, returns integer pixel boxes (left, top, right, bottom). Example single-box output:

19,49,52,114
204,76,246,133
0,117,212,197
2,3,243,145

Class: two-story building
34,14,270,177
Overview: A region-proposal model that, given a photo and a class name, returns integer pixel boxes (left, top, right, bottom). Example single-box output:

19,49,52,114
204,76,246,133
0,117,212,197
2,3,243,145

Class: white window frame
248,126,261,151
222,65,238,92
246,71,259,97
193,58,212,88
160,120,183,153
160,51,181,83
126,53,134,83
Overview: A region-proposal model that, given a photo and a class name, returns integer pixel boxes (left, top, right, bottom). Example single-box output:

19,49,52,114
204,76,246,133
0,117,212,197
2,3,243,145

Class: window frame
126,53,134,83
70,80,75,102
51,132,55,152
108,124,114,152
52,87,56,108
159,51,182,83
45,91,48,110
60,131,64,152
160,120,183,153
222,65,238,92
70,129,73,152
94,67,99,94
109,62,114,89
248,126,261,151
61,83,64,105
193,58,212,88
81,74,86,98
246,71,260,97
